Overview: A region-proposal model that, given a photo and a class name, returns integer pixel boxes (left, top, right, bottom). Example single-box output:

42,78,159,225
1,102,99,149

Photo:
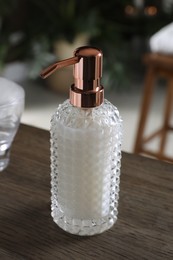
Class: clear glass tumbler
0,77,25,172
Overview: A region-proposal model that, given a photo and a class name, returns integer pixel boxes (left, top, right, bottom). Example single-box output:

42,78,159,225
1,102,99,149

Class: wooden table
0,124,173,260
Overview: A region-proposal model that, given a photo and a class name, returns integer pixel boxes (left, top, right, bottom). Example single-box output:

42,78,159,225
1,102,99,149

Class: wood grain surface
0,124,173,260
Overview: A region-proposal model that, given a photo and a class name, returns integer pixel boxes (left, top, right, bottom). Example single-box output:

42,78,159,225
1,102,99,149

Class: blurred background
0,0,173,154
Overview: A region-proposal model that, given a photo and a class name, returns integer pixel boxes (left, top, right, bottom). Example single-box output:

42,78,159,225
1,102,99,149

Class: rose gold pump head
40,46,104,108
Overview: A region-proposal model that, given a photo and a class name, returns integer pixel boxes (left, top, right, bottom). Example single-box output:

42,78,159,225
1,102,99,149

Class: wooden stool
134,53,173,163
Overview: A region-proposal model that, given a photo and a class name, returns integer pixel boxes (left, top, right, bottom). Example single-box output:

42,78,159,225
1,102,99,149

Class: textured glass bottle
50,99,122,235
41,46,122,235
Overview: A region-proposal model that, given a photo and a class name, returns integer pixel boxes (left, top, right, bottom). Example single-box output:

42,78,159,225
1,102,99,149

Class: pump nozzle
40,57,79,79
40,46,104,108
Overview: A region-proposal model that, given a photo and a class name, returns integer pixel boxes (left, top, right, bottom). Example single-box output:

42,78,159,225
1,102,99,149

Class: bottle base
51,210,117,236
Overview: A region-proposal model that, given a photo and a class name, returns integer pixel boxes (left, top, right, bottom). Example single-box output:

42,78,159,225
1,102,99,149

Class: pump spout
40,56,79,79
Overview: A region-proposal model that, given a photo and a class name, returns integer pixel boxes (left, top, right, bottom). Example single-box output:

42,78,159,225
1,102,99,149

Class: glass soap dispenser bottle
41,46,122,236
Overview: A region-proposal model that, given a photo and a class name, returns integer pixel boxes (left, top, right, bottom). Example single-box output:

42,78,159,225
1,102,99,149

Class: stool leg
159,77,173,156
134,67,156,154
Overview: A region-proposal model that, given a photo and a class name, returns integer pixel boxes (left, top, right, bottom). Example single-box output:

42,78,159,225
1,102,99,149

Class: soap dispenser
41,46,122,236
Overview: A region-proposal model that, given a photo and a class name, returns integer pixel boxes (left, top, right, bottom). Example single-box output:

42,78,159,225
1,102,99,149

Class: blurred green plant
0,0,100,78
0,0,173,89
26,0,99,43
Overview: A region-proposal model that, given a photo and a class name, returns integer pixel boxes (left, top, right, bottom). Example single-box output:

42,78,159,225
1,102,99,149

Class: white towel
149,22,173,54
